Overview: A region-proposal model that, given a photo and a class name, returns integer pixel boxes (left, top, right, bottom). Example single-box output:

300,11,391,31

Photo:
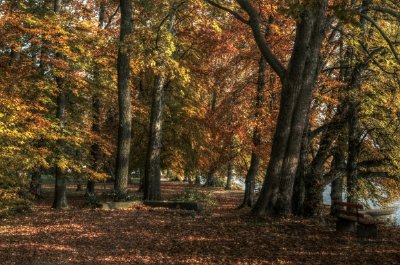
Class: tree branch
235,0,286,79
359,13,400,64
368,6,400,20
205,0,249,25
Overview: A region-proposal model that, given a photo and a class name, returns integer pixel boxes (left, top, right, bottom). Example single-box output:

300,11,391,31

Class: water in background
323,185,400,225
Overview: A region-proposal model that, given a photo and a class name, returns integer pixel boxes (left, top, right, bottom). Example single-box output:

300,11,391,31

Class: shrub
173,188,217,208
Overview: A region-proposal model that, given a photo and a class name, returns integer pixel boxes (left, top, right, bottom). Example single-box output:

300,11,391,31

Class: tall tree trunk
143,75,165,200
225,162,233,190
53,85,68,209
241,56,266,207
86,1,106,197
114,0,133,198
346,103,360,203
144,6,177,200
345,0,371,203
251,2,328,216
52,0,68,209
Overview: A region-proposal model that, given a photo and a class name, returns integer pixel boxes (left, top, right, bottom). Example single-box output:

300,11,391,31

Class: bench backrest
332,201,365,222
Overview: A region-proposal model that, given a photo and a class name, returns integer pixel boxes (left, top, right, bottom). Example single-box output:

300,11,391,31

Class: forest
1,0,400,264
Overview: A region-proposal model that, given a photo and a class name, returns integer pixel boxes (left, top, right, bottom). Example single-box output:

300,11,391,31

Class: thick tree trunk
143,75,165,201
114,0,133,198
225,162,233,190
204,168,217,187
252,2,328,216
53,166,68,208
143,7,177,200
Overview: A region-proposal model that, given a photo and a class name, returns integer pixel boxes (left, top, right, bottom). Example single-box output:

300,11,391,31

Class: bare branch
105,4,120,29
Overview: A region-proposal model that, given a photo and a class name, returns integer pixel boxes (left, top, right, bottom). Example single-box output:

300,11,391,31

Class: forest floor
1,181,400,265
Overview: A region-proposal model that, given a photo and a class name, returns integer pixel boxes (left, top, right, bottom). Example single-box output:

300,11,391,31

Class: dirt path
1,182,399,264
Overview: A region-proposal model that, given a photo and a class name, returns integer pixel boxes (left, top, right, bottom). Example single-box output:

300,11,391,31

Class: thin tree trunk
241,152,260,208
346,103,360,203
114,0,133,198
241,56,265,208
53,85,68,209
225,162,233,190
345,0,372,203
52,0,67,208
30,169,42,198
86,2,106,197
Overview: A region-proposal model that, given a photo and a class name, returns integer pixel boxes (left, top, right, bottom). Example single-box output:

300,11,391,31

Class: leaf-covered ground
1,182,399,264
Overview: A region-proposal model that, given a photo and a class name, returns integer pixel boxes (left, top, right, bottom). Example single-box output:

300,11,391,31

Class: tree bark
114,0,133,198
52,84,68,209
144,75,165,201
30,169,42,198
143,6,177,200
240,56,266,207
52,0,67,209
86,2,107,197
346,102,360,203
225,162,233,190
291,126,309,216
249,1,328,216
204,167,217,187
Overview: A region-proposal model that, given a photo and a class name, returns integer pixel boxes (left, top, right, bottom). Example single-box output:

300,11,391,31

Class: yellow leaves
57,157,69,173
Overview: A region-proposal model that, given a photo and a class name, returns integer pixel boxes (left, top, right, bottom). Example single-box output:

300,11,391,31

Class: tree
231,0,329,216
114,0,133,198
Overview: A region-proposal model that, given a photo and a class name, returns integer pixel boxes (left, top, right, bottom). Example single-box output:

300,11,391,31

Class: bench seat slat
338,214,378,225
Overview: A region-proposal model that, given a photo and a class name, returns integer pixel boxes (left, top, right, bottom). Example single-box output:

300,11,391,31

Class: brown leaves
1,183,400,264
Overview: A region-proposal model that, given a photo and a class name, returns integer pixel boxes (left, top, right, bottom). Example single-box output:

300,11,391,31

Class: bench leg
357,223,377,239
336,219,356,232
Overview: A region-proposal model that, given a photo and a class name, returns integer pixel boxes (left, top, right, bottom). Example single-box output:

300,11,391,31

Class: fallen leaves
0,182,399,264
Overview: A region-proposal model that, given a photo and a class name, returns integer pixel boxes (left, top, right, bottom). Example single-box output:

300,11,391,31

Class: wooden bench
332,201,381,238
